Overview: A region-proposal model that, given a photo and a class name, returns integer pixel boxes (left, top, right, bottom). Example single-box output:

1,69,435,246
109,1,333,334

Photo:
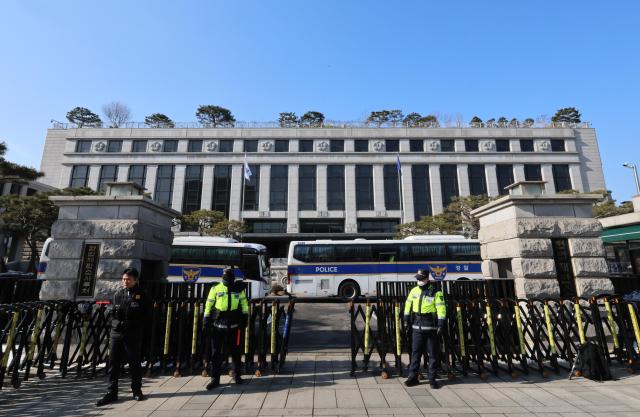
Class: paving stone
314,388,338,408
285,387,314,408
335,388,365,408
360,388,388,408
151,411,205,417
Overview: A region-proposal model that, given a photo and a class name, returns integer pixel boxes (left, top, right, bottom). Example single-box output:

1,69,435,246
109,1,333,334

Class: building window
465,140,478,152
520,139,534,152
524,164,542,181
107,140,122,153
69,165,90,188
299,165,317,210
412,165,432,219
495,139,510,152
97,165,118,192
244,140,258,152
440,140,454,152
270,165,288,210
383,164,400,210
496,164,514,195
330,140,344,152
300,219,345,233
132,140,147,153
327,165,345,210
163,140,178,152
247,220,287,233
356,165,374,210
212,165,231,216
440,164,459,207
299,140,313,152
187,140,203,152
357,219,399,233
75,140,92,153
551,139,565,152
553,164,572,192
9,183,21,194
468,164,487,196
243,164,260,211
409,140,423,152
154,165,175,207
127,165,146,189
219,140,234,152
274,140,289,152
182,165,203,214
385,140,399,152
354,140,369,152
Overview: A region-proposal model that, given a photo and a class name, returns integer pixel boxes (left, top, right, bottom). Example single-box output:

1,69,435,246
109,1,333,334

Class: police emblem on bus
182,268,201,283
428,265,447,281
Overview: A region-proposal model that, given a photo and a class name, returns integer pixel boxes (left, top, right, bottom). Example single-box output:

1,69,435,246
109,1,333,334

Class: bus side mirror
240,250,260,281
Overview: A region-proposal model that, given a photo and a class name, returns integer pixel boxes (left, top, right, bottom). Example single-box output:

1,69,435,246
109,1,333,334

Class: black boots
234,375,243,385
96,392,118,407
133,390,145,401
429,380,440,389
404,377,419,387
206,377,220,390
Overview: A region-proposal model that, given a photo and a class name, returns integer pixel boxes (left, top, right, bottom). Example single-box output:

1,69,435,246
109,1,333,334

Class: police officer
97,267,149,406
403,269,446,389
203,268,249,390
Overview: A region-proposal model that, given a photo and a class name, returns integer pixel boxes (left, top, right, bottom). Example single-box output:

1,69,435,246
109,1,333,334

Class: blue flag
396,154,402,176
244,154,252,181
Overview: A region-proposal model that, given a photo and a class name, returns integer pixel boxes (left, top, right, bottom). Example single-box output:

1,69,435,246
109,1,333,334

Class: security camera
623,162,630,167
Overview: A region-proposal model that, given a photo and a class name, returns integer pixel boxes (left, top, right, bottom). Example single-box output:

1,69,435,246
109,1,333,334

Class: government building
40,125,606,256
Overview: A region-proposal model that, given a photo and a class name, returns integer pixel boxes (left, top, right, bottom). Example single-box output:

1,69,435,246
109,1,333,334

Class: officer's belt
414,313,436,317
412,324,437,330
213,323,239,329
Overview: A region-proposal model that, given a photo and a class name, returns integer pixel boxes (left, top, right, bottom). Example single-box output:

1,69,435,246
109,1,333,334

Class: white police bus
287,235,482,298
169,236,271,298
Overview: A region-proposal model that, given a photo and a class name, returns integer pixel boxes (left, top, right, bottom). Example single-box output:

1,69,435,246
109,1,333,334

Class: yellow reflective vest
204,282,249,317
403,285,446,328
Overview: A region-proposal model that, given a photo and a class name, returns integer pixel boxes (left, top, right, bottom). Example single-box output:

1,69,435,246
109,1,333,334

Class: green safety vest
403,285,446,319
204,282,249,316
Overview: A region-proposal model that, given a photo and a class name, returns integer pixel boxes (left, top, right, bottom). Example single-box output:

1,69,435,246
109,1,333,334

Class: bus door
372,251,398,294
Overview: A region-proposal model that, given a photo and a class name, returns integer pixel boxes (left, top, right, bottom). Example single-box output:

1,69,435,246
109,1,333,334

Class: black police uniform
107,284,149,397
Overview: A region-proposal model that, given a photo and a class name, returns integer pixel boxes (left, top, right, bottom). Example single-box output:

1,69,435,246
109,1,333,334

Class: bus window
447,243,481,261
170,246,205,263
335,244,373,262
409,243,446,260
308,245,335,262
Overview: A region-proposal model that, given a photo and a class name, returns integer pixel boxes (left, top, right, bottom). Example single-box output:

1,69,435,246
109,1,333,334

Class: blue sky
1,0,639,201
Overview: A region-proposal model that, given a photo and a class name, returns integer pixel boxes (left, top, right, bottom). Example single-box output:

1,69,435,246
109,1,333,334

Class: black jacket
111,285,149,337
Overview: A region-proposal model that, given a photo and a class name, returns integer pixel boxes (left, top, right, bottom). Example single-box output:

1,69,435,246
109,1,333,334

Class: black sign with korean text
76,243,101,298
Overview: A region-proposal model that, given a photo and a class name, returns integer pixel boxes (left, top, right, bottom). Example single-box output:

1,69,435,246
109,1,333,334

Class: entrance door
551,239,577,298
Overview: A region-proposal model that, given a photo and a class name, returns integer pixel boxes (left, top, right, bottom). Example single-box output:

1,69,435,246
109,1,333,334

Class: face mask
417,280,427,287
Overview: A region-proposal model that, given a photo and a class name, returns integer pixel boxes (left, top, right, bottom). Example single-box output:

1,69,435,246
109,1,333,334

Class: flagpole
397,153,404,225
240,153,247,242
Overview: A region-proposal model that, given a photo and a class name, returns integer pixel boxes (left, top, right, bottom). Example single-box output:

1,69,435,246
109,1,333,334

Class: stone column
117,165,129,182
568,237,612,296
345,164,357,233
287,165,299,232
457,164,470,197
88,165,101,191
317,164,328,212
373,164,385,212
541,164,555,195
259,165,271,213
429,164,443,214
513,164,526,183
570,164,585,192
485,164,499,197
402,164,415,222
200,165,214,210
171,165,186,212
228,164,243,220
145,165,158,198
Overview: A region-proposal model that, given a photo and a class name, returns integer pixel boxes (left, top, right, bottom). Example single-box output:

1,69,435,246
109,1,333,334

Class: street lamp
623,162,640,194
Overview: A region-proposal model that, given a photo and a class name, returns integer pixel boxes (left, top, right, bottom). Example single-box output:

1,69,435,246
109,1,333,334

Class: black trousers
209,327,242,380
108,334,142,393
408,329,438,382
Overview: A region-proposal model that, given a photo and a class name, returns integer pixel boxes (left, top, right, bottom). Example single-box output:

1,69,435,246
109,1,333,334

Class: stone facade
472,193,614,298
40,194,179,301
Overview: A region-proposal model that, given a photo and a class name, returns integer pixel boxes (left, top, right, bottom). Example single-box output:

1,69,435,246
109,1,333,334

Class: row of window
74,138,567,153
69,163,573,216
246,219,400,234
292,242,481,263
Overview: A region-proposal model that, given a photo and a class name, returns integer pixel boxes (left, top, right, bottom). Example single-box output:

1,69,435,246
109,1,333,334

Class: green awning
602,224,640,243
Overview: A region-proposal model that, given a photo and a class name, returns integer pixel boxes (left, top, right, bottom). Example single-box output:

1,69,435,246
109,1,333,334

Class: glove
202,316,211,332
437,319,445,335
403,316,411,329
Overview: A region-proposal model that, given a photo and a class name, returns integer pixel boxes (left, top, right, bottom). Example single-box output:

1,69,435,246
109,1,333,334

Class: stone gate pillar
40,182,180,301
471,182,613,298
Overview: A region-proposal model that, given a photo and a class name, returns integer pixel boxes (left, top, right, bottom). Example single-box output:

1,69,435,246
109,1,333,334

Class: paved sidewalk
2,353,640,417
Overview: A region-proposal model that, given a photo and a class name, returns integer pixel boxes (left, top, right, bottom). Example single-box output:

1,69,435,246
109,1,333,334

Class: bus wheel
338,281,360,299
